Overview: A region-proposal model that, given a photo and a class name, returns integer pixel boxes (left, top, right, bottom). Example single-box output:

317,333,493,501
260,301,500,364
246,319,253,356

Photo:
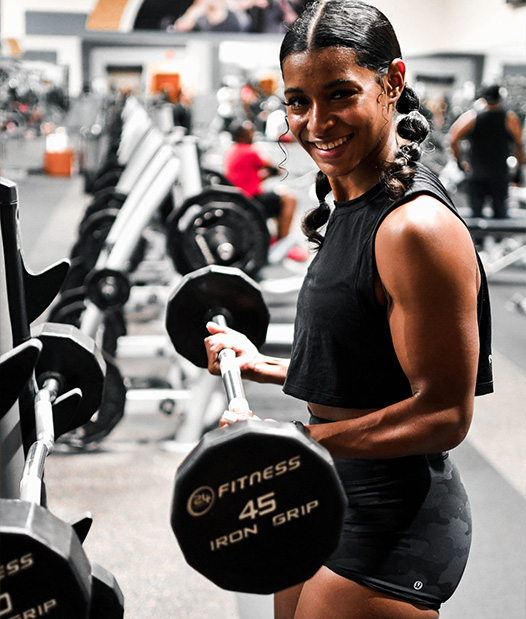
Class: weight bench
465,217,526,275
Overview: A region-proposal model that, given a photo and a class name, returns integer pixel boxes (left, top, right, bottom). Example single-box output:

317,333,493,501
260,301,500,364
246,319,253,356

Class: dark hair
280,0,429,248
228,118,254,143
482,84,501,104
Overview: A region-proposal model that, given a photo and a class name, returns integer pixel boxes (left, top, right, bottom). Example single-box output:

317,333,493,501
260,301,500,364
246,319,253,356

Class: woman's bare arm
309,196,481,458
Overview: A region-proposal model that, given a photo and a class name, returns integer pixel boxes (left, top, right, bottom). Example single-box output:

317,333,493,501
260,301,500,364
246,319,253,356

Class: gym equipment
32,322,106,437
48,100,279,447
90,562,125,619
0,176,124,616
166,185,270,277
48,134,192,445
45,294,127,448
85,267,131,310
60,353,127,448
89,101,153,195
166,265,270,368
0,340,42,418
0,323,108,617
1,176,70,491
1,499,92,617
465,217,526,274
77,124,167,237
165,266,346,594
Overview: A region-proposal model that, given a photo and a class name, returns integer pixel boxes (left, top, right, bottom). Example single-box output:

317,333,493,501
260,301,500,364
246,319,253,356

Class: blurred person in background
224,119,308,260
448,84,525,219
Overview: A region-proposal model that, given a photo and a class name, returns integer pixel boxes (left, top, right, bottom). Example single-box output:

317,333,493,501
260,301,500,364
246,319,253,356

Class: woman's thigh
276,567,439,619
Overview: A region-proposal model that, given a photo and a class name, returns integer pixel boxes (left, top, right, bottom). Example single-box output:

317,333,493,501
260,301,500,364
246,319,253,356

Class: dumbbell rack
0,177,124,616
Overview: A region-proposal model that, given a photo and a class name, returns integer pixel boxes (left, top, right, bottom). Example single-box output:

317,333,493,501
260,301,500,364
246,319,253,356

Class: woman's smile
310,133,353,152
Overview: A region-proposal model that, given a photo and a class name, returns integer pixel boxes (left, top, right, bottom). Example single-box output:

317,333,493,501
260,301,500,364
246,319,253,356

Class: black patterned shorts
309,414,472,611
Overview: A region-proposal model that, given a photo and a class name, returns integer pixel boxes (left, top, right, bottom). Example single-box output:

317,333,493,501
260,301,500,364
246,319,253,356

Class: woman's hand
204,321,289,384
204,321,259,376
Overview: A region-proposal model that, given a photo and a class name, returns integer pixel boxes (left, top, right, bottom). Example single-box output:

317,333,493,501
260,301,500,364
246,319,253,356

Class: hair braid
301,171,332,249
380,85,430,200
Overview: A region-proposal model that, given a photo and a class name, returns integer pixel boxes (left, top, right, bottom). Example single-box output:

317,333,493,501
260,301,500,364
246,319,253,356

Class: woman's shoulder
383,192,461,233
377,191,474,269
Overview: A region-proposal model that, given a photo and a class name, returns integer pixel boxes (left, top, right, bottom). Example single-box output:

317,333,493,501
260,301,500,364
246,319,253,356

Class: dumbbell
0,322,123,617
165,265,346,594
70,516,125,618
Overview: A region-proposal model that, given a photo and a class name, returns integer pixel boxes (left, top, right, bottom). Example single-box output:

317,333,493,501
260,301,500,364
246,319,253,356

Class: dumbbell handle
212,314,250,412
19,377,59,504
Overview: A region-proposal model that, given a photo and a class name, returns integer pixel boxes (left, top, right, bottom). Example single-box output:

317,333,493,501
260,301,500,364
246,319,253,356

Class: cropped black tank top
283,164,493,408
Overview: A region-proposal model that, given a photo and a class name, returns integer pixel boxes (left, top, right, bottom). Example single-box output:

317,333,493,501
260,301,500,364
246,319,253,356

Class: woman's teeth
314,135,351,151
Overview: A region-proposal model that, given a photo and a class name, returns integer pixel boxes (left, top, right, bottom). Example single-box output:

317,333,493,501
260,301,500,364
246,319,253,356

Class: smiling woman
282,48,405,201
203,2,494,618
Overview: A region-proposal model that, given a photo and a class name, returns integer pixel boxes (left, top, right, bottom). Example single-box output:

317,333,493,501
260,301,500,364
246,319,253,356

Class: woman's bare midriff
308,402,381,422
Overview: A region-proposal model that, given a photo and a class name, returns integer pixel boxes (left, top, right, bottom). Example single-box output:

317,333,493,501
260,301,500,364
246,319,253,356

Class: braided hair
280,0,429,248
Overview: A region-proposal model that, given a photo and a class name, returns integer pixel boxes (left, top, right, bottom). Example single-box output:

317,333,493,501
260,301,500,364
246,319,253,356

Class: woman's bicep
376,198,480,411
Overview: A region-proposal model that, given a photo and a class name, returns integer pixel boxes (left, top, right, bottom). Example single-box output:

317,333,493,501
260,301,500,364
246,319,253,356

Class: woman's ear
385,58,406,104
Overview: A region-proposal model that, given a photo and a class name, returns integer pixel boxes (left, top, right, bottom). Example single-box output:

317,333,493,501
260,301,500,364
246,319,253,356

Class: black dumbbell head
171,421,346,594
166,265,269,368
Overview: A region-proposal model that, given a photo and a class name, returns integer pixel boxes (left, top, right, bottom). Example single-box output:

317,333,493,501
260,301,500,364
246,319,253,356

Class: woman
205,2,493,617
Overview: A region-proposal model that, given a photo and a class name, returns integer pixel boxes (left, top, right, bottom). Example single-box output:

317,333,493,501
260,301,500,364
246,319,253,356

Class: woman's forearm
307,394,473,459
242,354,289,385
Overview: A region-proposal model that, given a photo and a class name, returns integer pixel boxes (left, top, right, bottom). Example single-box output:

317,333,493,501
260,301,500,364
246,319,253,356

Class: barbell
165,265,346,594
0,322,123,617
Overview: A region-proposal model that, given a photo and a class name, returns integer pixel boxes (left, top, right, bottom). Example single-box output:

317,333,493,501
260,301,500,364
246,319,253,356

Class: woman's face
282,47,401,200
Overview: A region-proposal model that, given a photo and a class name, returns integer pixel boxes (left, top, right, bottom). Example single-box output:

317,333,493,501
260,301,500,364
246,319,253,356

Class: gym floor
10,169,526,618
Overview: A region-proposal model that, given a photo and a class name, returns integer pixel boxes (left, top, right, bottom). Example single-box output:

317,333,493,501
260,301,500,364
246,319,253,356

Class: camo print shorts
309,414,472,611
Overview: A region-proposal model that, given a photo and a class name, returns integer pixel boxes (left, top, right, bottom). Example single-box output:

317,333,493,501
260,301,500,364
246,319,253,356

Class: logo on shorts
413,581,424,590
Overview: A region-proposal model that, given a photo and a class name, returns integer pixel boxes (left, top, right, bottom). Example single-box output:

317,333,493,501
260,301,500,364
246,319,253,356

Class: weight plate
171,421,346,594
47,287,87,324
71,208,118,267
78,207,119,241
81,190,126,227
167,187,269,277
166,265,269,368
60,259,90,293
33,323,106,429
85,268,131,310
200,167,232,187
58,354,126,448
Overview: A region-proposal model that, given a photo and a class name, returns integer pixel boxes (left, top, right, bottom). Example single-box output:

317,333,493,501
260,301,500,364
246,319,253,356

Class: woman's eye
284,97,307,110
331,89,356,101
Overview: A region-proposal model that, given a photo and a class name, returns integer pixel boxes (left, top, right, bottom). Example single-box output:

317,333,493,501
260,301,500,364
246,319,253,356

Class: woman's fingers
219,409,262,428
204,321,259,375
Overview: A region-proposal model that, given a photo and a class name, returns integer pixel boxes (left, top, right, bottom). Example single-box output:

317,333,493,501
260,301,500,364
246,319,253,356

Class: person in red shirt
224,119,308,260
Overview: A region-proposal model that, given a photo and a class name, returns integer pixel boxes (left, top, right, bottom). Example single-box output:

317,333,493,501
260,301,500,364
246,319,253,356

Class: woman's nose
307,102,335,135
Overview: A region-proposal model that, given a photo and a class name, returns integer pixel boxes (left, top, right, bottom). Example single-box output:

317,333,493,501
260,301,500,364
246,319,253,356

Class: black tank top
470,109,510,180
283,164,493,408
